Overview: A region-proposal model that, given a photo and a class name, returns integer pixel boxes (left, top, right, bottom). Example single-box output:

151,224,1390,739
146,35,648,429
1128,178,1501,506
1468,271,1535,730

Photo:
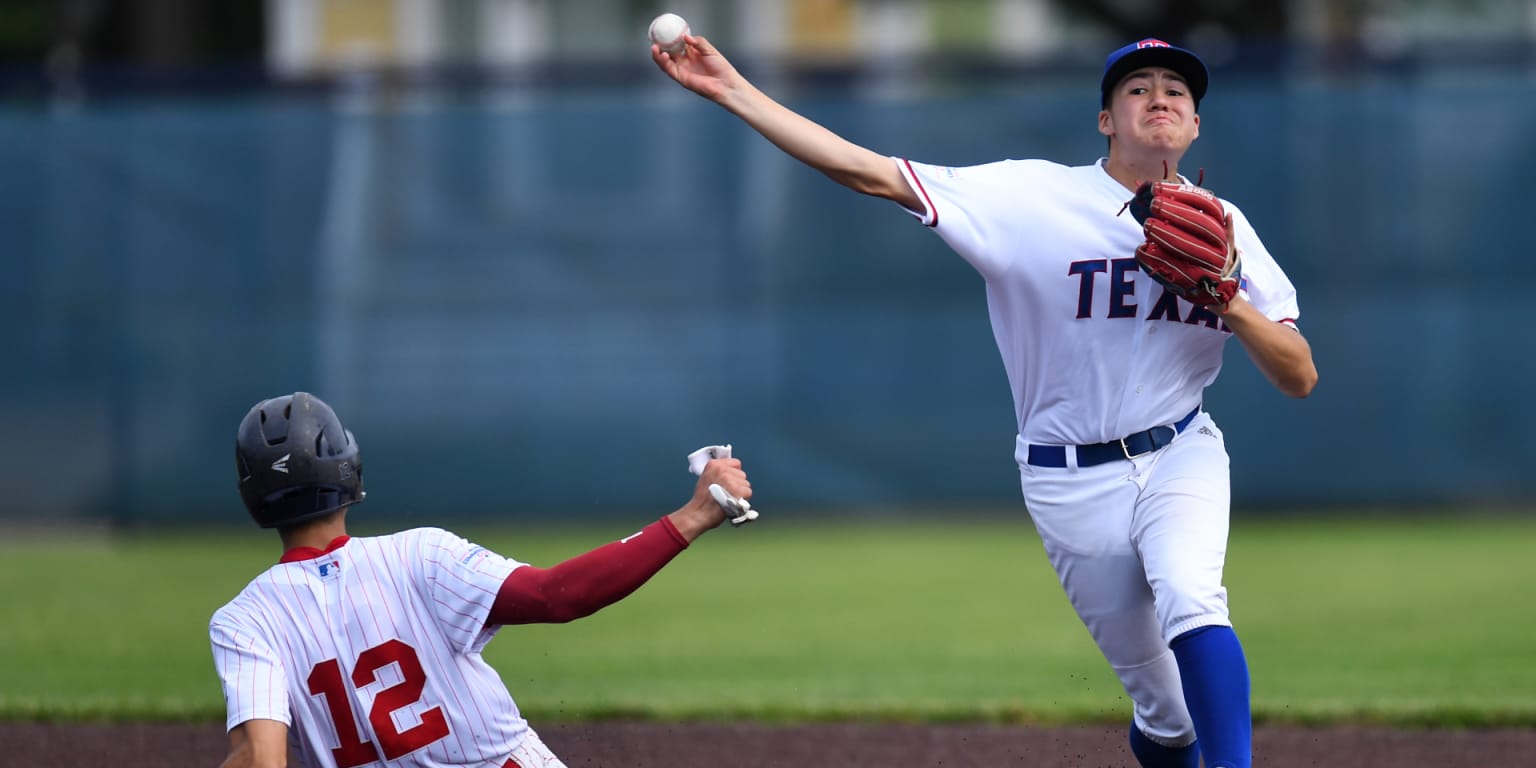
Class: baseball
648,12,690,56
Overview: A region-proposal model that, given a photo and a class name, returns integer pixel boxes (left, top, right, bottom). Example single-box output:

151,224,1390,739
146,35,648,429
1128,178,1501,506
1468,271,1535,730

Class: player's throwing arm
647,13,919,210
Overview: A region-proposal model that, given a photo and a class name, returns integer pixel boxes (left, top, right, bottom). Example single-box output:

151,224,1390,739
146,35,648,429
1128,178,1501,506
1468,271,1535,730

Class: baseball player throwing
210,392,753,768
653,34,1316,768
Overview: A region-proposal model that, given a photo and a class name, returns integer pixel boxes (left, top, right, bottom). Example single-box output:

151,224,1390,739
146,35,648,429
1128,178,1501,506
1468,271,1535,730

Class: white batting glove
687,444,759,527
687,444,731,476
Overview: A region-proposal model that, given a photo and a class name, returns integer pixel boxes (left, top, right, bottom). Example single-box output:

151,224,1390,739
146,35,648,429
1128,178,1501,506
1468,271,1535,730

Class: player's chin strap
686,445,759,527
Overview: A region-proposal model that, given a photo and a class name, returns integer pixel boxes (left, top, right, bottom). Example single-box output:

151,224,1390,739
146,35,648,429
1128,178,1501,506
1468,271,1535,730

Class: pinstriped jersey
210,527,527,768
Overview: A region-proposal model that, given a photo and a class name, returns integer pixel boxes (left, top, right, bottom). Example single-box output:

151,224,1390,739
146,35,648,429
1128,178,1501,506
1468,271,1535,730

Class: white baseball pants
1018,410,1233,746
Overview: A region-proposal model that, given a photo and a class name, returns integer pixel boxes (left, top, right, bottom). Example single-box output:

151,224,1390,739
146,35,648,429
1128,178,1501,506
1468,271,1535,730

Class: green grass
2,514,1533,726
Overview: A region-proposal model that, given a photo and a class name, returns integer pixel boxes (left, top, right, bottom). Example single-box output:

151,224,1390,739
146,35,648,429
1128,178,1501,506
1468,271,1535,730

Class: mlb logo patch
317,559,341,578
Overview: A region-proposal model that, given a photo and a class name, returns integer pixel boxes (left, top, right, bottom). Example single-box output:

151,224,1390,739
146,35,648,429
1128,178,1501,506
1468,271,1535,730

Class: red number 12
306,639,450,767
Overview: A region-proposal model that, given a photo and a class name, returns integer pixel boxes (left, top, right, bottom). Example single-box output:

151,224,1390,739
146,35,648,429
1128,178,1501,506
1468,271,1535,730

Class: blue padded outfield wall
3,71,1533,524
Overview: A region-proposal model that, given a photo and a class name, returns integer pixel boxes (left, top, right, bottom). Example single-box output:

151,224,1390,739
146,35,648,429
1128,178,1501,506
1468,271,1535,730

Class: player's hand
674,457,751,538
650,34,739,102
696,456,751,518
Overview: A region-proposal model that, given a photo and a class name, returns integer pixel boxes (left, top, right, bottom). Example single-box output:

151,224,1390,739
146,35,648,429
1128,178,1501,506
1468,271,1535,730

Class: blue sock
1171,625,1252,768
1128,721,1199,768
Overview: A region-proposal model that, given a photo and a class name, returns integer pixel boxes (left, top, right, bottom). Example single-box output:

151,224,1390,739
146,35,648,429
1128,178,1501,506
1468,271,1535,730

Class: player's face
1098,68,1200,154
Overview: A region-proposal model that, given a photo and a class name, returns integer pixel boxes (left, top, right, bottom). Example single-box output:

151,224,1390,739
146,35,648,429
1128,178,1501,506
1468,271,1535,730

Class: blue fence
3,71,1533,524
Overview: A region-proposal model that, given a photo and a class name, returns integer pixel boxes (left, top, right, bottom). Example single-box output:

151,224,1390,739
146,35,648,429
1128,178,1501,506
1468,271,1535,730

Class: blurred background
2,0,1533,527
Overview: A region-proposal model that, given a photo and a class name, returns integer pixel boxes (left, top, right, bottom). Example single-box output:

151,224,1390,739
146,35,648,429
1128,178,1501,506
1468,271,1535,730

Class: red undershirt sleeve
487,516,689,626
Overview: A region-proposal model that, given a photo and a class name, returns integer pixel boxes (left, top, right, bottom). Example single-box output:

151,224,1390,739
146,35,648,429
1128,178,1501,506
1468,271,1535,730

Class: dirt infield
6,721,1536,767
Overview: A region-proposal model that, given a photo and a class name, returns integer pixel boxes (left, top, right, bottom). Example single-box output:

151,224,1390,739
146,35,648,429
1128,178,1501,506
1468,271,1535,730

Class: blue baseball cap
1100,38,1208,110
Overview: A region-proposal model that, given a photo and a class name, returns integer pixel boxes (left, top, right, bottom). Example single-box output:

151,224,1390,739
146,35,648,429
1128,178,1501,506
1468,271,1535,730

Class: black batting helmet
235,392,364,529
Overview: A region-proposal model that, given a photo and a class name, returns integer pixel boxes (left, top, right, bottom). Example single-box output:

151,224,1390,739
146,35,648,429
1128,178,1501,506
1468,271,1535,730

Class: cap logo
1136,39,1171,49
271,453,290,474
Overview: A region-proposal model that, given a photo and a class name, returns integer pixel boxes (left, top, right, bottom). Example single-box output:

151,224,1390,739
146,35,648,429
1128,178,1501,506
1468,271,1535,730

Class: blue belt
1026,406,1201,468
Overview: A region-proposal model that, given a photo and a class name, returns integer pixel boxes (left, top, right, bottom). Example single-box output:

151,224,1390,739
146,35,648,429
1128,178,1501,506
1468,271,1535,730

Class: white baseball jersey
893,157,1299,451
210,528,531,768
